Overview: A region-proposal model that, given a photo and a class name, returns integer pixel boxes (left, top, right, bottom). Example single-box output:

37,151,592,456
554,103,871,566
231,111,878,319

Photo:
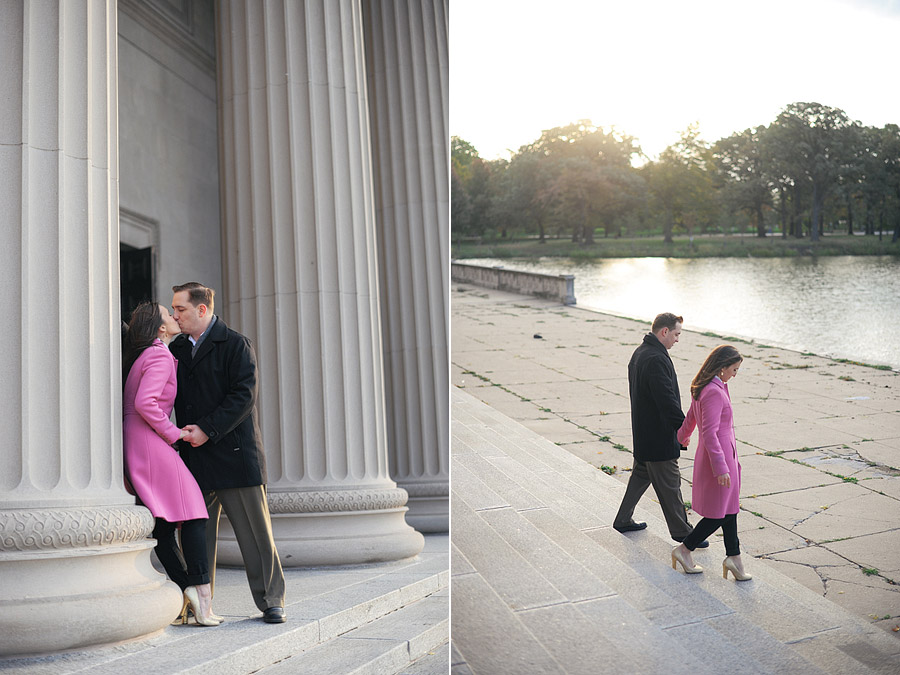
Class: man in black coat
170,282,286,623
613,312,706,546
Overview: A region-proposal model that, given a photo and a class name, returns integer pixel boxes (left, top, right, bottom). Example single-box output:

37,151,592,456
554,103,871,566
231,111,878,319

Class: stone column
0,1,181,656
362,0,449,532
215,0,424,565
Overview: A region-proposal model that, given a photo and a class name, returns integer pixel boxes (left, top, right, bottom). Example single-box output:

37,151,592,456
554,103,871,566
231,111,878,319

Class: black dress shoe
614,522,648,533
263,607,286,623
672,536,709,548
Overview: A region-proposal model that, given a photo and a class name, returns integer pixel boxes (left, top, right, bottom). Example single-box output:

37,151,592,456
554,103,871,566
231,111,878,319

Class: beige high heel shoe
183,586,221,626
723,556,752,581
671,546,703,574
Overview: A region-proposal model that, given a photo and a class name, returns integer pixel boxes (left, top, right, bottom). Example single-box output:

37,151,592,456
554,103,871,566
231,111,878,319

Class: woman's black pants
683,512,741,557
153,517,210,590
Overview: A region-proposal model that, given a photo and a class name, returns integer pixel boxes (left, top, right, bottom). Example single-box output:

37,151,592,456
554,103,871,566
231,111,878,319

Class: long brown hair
690,345,742,400
123,301,163,387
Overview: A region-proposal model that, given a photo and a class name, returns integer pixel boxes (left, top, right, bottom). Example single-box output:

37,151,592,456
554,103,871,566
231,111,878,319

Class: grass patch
600,465,617,475
451,233,900,260
863,568,879,576
833,357,894,371
825,471,859,483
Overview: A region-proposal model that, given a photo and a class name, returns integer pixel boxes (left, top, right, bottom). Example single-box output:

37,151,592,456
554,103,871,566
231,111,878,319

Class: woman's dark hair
690,345,743,400
123,301,163,387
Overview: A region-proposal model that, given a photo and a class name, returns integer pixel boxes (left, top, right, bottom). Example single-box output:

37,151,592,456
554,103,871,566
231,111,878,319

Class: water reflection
460,256,899,369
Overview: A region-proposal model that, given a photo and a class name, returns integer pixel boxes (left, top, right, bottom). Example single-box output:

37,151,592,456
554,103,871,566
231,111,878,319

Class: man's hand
717,472,731,487
182,424,210,447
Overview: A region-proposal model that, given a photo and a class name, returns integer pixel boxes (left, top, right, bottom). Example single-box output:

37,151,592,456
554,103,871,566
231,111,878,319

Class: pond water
461,256,900,370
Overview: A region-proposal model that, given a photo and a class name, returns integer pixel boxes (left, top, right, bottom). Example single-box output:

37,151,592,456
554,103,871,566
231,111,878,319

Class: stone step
1,535,448,675
451,388,900,674
255,590,449,674
395,640,450,675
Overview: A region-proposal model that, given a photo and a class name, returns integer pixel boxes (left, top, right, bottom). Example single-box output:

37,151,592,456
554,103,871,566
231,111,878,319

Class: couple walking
613,312,751,582
122,282,287,626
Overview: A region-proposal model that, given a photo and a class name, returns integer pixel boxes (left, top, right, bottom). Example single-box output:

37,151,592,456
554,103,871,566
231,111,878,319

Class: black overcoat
628,333,685,462
170,317,267,490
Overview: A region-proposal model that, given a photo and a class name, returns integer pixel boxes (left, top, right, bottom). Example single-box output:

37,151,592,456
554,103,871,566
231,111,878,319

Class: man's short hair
173,282,215,313
651,312,683,334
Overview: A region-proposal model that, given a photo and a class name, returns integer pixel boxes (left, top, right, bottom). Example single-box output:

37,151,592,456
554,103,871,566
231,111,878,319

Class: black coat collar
643,332,668,354
171,316,228,367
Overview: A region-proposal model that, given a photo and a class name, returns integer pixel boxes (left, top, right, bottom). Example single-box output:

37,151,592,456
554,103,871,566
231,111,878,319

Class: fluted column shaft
363,0,449,532
0,1,180,656
216,0,423,565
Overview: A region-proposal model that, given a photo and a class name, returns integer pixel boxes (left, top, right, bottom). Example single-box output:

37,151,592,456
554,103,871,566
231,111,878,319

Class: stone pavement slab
452,283,900,640
451,573,564,675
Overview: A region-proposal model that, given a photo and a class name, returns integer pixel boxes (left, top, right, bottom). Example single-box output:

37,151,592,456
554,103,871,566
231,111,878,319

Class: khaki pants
613,458,692,540
205,485,286,612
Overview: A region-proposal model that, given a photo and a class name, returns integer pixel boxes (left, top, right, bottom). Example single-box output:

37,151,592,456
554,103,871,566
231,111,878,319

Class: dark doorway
120,244,155,323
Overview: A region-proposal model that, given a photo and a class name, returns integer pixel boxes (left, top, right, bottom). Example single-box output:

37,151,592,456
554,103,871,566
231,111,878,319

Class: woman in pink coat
671,345,751,581
123,301,220,625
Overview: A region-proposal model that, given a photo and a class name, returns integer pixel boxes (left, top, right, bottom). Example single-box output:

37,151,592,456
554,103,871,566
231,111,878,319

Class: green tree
766,102,859,241
450,137,498,238
714,127,772,237
517,121,641,243
644,124,717,242
492,152,551,242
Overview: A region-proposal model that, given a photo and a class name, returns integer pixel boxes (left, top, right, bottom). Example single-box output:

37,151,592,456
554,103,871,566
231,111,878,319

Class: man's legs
613,459,652,529
645,459,692,540
215,485,286,612
204,491,223,594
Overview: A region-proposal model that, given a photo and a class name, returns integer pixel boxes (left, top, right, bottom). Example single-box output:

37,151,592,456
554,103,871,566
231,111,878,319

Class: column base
214,486,425,566
0,541,183,657
396,480,449,533
404,496,449,533
216,508,424,567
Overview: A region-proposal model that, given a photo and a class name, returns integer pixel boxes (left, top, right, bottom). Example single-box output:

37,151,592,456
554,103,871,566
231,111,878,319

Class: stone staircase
451,388,900,675
0,535,448,675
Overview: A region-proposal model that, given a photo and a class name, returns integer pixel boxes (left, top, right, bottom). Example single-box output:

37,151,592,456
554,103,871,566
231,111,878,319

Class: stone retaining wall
451,262,576,305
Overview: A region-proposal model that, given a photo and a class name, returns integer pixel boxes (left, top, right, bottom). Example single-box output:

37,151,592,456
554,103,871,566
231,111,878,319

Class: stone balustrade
451,262,576,305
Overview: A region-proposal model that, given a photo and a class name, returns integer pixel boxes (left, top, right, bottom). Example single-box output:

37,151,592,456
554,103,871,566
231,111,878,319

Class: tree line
451,102,900,244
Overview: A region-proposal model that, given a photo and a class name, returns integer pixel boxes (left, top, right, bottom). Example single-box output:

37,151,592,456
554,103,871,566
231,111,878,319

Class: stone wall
451,262,576,305
118,0,223,302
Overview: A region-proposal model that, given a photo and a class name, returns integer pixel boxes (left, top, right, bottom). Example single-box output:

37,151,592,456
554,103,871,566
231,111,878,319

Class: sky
450,0,900,163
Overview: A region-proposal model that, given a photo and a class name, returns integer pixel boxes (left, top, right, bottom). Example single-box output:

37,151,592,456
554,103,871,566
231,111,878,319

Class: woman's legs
154,517,217,624
682,517,723,552
153,518,190,591
179,519,211,587
721,513,741,558
152,518,211,589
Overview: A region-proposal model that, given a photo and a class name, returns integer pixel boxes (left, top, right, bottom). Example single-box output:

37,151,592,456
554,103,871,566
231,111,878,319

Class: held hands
717,472,731,487
180,424,210,447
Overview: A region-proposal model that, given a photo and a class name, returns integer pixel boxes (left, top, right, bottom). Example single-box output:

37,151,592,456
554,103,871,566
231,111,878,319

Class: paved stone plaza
451,283,900,639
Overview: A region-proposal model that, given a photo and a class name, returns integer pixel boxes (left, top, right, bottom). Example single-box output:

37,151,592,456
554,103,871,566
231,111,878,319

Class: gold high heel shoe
176,596,191,625
671,546,703,574
723,556,752,581
183,586,221,626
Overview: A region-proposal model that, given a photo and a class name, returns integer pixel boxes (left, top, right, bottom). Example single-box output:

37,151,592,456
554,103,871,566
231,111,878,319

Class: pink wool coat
123,339,208,523
677,377,741,519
